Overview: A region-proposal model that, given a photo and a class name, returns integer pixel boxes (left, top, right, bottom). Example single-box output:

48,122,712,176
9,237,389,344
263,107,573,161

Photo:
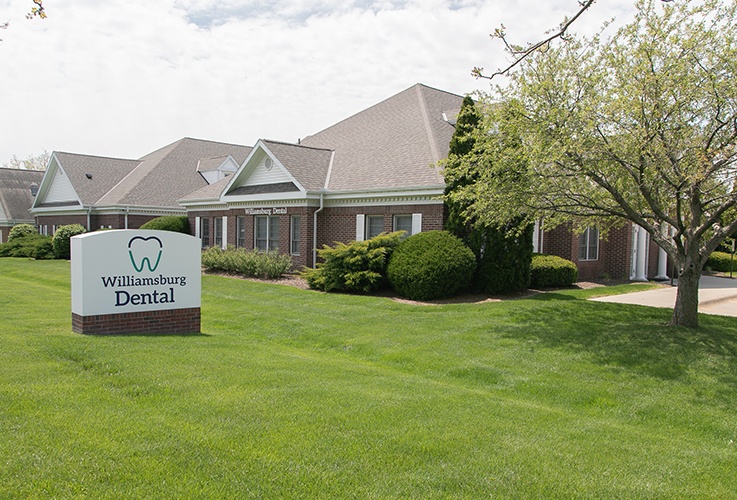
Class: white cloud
0,0,638,165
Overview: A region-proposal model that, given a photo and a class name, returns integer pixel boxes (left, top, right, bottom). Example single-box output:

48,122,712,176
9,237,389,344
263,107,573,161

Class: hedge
201,246,292,279
706,251,735,273
139,216,191,234
387,230,475,301
0,233,54,259
530,254,578,288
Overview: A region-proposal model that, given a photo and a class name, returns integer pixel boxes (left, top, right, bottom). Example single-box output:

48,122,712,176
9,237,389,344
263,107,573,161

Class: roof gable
0,167,44,223
33,152,140,209
300,83,463,191
218,140,333,201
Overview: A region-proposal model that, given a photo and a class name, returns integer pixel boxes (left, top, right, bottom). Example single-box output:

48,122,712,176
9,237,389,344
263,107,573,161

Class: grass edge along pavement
1,258,737,498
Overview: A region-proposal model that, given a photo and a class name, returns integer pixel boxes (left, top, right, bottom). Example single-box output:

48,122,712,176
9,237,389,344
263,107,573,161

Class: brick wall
541,224,633,281
72,307,201,335
191,203,444,270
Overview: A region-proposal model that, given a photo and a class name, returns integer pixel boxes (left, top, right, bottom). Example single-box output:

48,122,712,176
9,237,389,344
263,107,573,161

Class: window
200,218,210,248
578,226,599,261
393,215,413,239
366,215,384,239
214,217,223,247
290,215,301,255
236,216,246,248
255,215,279,251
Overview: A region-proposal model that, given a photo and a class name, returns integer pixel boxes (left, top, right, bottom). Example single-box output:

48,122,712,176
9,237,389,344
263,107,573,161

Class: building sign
71,230,201,334
244,207,287,215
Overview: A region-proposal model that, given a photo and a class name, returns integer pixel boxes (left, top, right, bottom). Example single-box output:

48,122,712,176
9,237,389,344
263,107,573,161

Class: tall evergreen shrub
52,224,86,259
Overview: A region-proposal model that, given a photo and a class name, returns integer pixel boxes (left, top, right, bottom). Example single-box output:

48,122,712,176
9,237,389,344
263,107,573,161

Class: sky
0,0,638,166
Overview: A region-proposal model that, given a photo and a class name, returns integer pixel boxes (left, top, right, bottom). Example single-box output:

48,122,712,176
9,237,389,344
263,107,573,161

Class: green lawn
2,258,736,498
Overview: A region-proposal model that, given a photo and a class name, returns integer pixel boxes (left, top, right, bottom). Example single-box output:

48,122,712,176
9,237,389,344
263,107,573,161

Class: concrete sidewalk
590,275,737,317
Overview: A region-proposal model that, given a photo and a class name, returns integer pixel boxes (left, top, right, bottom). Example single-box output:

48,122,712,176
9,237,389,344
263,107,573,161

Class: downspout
125,206,129,229
314,151,335,268
312,191,324,268
86,207,92,231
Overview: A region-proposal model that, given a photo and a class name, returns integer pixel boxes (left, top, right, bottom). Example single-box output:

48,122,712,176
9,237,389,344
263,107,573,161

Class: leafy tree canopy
454,0,737,327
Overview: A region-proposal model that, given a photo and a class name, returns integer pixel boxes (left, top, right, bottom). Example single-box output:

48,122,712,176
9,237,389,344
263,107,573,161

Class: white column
654,225,669,281
633,225,649,282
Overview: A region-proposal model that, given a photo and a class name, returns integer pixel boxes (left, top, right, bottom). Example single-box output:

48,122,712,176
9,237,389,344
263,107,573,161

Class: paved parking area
590,275,737,317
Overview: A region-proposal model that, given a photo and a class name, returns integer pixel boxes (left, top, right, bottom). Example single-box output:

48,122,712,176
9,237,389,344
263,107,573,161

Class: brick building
30,138,251,234
23,83,669,282
181,84,459,269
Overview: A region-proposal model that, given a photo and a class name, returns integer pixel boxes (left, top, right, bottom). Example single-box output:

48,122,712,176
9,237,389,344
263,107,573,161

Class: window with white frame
255,215,279,251
365,215,384,239
290,215,301,255
214,217,223,247
236,216,246,248
394,215,417,239
200,218,210,248
578,226,599,261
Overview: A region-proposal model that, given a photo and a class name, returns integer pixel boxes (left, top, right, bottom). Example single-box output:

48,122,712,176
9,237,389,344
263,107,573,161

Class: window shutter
411,213,422,235
195,217,201,239
356,214,365,241
222,216,228,249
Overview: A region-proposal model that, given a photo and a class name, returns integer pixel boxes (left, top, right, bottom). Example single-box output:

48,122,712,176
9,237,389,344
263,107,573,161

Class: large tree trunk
668,259,701,328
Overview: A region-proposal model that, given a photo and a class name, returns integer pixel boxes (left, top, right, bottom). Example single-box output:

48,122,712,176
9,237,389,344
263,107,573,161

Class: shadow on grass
76,331,212,337
503,298,737,389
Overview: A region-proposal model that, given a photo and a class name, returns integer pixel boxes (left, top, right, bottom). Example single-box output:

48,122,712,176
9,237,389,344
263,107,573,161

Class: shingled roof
300,83,462,191
0,167,44,223
35,138,252,211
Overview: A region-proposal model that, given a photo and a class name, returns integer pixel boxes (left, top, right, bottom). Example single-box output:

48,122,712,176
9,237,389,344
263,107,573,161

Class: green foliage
0,233,53,259
705,251,735,273
460,0,737,326
530,254,579,288
8,224,36,241
201,246,291,279
472,222,533,294
3,259,737,497
51,224,86,260
304,232,403,293
139,216,191,234
387,230,475,301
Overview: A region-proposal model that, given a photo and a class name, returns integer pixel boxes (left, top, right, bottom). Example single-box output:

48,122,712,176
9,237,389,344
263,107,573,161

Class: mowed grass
1,259,736,498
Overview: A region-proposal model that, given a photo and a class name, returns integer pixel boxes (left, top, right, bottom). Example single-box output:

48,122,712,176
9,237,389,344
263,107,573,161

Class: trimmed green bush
304,232,403,293
387,230,475,301
706,251,735,273
8,224,36,241
470,222,533,295
530,254,578,288
202,246,292,279
0,233,54,259
52,224,87,260
139,216,191,234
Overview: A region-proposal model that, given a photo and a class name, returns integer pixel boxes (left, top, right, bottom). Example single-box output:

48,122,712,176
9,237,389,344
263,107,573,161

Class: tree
472,0,675,81
1,1,46,41
453,0,737,327
443,96,532,295
2,150,50,171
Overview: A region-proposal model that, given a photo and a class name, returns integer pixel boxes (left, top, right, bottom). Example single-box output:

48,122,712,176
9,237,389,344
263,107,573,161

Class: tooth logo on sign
128,236,163,273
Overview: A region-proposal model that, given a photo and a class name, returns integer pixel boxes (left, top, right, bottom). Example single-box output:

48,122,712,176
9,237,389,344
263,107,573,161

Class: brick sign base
72,307,201,335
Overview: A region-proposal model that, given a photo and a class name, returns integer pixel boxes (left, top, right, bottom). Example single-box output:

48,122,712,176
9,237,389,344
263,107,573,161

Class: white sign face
71,230,201,316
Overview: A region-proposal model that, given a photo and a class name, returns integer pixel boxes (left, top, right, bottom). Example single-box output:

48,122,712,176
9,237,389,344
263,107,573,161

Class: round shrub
139,216,191,234
530,254,578,288
387,230,475,301
0,233,53,259
705,251,734,273
8,224,36,241
52,224,87,259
